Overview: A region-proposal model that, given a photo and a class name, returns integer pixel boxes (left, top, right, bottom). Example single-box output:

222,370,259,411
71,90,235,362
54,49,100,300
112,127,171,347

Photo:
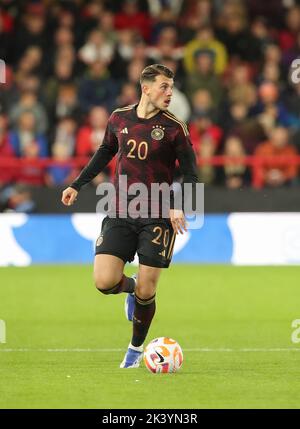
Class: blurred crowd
1,0,300,211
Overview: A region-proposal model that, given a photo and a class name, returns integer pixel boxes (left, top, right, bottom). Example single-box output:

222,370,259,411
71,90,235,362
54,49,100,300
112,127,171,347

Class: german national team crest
151,126,165,141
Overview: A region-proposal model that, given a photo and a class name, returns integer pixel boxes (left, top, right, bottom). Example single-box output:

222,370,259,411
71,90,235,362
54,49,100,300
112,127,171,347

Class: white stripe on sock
129,343,143,352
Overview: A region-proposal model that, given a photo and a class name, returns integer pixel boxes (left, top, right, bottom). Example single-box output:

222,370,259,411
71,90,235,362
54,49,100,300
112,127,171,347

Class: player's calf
125,274,137,321
131,293,156,347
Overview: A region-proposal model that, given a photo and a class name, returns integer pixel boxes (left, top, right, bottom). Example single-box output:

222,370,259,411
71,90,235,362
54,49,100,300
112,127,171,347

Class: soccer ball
143,337,183,373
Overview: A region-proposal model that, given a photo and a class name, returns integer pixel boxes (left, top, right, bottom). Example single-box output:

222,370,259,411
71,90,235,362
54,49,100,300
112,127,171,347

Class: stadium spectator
78,59,118,113
116,82,139,107
178,0,213,43
167,85,191,123
48,27,80,76
131,39,152,64
221,102,266,154
282,32,300,71
258,62,282,87
278,5,300,51
126,58,146,91
196,132,217,185
0,5,14,63
16,45,44,78
55,7,76,31
0,184,36,213
250,16,275,59
78,28,114,65
0,65,16,113
255,81,300,129
189,109,223,185
14,140,45,186
16,73,42,98
191,88,214,114
189,109,223,154
147,0,184,19
79,0,106,37
219,135,250,189
284,81,300,120
254,126,298,187
161,57,191,122
52,117,77,157
114,0,152,42
9,90,48,135
76,105,114,183
98,10,118,46
46,142,78,187
150,6,178,46
183,25,228,75
185,48,223,107
50,84,81,124
9,111,48,157
55,44,77,72
12,5,48,64
247,0,285,28
43,56,76,112
263,42,282,67
52,26,75,56
147,29,183,66
216,10,261,62
76,106,109,157
0,113,15,185
0,113,14,153
225,63,257,109
160,54,185,91
108,29,136,78
114,29,136,62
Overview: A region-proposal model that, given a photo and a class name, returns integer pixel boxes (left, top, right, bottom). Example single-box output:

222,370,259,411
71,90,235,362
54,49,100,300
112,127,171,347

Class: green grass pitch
1,264,300,409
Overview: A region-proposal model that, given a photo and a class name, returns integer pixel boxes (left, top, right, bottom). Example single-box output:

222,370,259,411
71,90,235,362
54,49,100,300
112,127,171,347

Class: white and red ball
143,337,183,373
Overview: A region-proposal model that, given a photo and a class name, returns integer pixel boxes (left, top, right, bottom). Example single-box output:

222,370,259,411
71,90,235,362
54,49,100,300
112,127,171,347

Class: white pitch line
1,348,300,352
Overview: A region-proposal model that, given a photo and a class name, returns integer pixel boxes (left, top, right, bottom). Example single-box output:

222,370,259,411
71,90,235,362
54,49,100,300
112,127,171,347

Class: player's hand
169,209,187,234
61,187,78,206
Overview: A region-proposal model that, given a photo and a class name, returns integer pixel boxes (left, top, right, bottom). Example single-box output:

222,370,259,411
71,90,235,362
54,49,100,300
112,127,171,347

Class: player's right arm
61,116,118,206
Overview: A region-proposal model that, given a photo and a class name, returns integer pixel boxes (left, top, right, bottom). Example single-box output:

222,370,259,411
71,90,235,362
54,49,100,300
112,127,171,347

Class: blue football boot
120,344,143,368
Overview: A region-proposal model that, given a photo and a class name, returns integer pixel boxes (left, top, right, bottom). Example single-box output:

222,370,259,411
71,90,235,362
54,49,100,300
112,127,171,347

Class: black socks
131,294,156,347
98,275,135,295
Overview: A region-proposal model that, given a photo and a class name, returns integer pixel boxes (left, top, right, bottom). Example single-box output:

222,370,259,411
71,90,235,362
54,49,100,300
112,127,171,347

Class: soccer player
61,64,198,368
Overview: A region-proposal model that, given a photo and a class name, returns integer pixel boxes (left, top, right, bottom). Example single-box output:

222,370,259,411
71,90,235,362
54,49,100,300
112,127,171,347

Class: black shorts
95,216,176,268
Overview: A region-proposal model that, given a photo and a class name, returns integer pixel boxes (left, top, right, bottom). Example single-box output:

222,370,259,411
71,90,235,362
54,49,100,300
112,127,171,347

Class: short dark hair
140,64,174,85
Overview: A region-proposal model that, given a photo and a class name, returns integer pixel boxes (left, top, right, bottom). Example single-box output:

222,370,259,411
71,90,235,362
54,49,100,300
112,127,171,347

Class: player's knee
94,275,112,293
94,273,124,295
95,283,114,295
135,281,157,300
97,286,113,295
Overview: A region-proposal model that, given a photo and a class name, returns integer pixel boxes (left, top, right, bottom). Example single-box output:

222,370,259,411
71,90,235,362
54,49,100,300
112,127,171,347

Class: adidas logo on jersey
120,127,129,134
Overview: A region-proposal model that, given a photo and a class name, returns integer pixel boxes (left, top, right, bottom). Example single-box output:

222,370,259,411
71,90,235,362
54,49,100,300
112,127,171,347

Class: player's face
147,75,174,111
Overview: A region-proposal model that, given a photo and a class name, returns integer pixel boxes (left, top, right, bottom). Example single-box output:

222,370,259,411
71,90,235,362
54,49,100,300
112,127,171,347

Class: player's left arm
171,126,199,234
